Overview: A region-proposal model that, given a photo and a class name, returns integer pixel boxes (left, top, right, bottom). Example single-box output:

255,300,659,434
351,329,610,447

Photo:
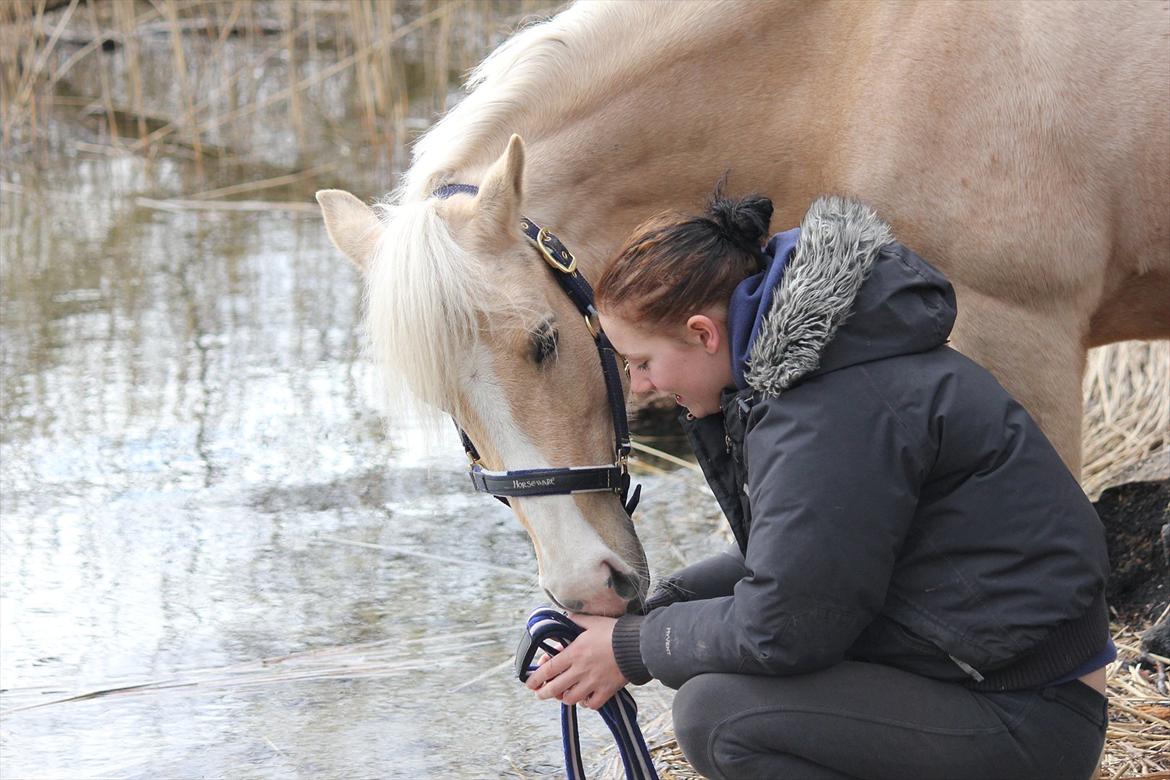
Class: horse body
320,0,1169,615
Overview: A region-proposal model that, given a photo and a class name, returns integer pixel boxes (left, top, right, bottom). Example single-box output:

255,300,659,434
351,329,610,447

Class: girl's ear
686,314,722,353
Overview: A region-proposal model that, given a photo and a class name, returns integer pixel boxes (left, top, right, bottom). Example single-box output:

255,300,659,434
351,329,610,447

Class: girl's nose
631,375,654,394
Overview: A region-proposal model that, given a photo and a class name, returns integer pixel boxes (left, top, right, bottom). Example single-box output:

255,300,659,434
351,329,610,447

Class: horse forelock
366,201,483,414
364,199,539,418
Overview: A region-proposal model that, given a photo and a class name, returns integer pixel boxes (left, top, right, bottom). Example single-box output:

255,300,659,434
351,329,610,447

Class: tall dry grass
0,0,553,161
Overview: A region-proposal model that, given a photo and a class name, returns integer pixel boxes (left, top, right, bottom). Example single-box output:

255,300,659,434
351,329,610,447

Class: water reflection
0,4,726,777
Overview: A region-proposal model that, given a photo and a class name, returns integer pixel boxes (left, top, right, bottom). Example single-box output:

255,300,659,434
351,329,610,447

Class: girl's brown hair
595,186,774,328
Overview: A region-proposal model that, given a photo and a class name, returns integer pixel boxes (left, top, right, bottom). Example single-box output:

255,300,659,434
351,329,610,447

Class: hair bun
706,190,773,251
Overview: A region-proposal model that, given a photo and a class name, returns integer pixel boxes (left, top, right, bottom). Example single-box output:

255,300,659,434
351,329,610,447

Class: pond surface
0,6,725,778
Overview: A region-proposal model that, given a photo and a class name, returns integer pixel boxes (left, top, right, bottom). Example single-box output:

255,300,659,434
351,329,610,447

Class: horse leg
948,286,1088,477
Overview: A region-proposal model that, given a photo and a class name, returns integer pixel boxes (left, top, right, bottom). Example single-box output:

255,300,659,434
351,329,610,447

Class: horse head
317,135,649,617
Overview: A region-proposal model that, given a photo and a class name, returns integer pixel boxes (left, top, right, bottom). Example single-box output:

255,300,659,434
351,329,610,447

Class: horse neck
409,0,854,281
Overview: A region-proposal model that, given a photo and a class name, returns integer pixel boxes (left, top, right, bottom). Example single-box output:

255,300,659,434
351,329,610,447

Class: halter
432,183,640,516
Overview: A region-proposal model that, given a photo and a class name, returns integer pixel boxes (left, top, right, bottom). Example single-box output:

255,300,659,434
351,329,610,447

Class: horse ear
474,134,525,235
316,189,381,272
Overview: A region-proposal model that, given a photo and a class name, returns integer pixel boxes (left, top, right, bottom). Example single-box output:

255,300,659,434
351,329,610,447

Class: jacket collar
744,196,893,397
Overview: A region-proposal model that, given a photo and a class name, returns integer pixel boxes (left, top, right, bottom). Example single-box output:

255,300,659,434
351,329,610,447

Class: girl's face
599,310,734,419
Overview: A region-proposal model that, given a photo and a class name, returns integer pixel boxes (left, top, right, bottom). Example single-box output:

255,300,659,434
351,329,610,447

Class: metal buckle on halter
536,227,576,274
584,308,600,339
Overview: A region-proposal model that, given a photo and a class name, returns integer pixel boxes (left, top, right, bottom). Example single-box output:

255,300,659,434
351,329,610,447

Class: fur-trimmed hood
740,196,957,397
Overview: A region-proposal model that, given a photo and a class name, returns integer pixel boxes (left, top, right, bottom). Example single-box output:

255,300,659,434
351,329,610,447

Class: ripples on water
0,4,722,777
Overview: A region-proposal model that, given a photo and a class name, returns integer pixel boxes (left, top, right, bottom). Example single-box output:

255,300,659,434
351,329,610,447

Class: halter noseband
432,183,640,516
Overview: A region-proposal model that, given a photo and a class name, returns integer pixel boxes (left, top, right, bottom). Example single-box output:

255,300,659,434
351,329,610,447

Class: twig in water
135,197,319,214
185,162,335,200
449,656,514,694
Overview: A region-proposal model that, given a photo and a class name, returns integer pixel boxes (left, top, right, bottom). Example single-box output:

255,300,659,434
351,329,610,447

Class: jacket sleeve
637,379,928,689
615,543,748,685
641,542,747,612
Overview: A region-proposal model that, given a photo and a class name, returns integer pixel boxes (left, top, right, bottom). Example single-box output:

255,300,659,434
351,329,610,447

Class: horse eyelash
531,324,559,366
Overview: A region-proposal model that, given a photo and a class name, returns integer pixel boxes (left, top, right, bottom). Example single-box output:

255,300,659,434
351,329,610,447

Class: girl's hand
524,614,628,710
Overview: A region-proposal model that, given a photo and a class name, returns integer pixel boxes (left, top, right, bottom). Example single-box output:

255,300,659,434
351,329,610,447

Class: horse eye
531,325,559,365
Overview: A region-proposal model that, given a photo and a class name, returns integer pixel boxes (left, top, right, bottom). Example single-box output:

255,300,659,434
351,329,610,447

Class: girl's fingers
526,649,567,689
538,667,580,700
527,636,584,685
558,683,588,706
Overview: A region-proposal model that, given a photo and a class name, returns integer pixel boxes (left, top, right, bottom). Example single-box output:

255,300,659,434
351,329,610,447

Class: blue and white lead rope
516,608,660,780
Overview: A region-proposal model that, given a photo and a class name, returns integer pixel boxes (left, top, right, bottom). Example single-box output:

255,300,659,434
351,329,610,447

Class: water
0,5,725,778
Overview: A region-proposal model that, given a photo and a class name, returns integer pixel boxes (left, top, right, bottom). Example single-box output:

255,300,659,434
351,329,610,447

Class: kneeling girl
525,191,1112,780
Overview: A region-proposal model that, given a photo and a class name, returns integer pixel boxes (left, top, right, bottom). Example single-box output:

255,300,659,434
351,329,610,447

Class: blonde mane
400,0,709,203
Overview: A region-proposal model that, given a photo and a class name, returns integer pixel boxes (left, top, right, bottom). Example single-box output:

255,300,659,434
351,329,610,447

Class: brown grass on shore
1104,620,1170,780
1082,341,1170,499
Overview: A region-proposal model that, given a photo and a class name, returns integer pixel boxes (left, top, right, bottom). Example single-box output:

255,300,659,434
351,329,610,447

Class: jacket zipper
948,654,985,682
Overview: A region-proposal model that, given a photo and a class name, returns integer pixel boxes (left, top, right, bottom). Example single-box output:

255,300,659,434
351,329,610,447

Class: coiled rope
516,608,660,780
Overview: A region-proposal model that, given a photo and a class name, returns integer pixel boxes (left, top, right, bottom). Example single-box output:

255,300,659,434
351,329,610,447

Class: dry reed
1082,341,1170,499
1,0,524,163
133,195,319,213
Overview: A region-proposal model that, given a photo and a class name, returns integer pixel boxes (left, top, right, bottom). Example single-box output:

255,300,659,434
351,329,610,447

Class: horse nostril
607,566,639,601
546,589,584,612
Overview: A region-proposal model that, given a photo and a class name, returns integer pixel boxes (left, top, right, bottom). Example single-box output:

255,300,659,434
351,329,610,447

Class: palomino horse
318,1,1170,616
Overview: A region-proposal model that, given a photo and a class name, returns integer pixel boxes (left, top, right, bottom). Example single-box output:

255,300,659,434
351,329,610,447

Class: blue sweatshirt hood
733,196,957,399
727,228,800,389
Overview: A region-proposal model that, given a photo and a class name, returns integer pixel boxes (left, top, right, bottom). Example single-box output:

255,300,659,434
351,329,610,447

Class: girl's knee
672,675,727,778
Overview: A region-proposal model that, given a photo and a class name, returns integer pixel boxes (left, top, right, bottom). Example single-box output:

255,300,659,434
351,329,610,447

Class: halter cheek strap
432,184,640,517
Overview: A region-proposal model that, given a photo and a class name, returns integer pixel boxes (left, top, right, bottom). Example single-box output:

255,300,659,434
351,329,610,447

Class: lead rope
516,608,660,780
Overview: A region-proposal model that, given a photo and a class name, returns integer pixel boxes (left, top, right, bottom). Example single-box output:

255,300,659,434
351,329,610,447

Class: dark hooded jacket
612,196,1110,692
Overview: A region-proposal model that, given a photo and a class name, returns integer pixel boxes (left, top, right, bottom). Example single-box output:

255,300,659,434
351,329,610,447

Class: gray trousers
671,661,1107,780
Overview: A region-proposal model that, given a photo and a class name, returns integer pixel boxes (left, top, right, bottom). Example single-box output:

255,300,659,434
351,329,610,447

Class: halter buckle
584,309,600,339
536,227,577,274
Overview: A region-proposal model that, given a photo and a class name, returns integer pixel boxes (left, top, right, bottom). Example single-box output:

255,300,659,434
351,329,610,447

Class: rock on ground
1096,479,1169,656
